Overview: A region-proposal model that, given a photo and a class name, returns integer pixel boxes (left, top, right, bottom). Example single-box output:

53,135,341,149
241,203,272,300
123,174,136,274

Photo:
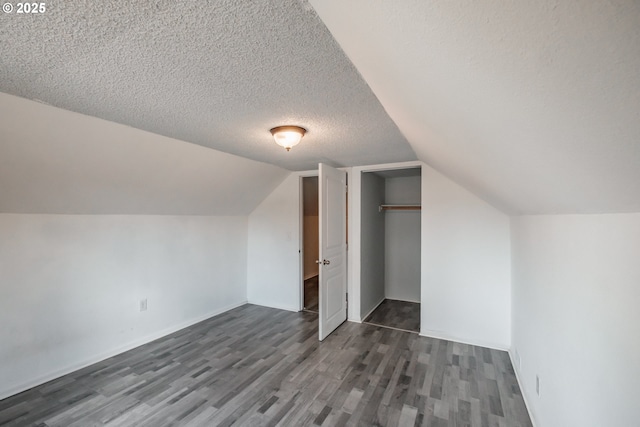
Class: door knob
316,259,330,265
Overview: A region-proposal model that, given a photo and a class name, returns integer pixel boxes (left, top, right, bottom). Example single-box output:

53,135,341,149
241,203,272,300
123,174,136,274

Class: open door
318,163,348,341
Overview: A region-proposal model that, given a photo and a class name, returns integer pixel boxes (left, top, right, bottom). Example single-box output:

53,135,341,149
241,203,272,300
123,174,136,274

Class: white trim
295,169,321,178
350,160,424,332
385,297,421,304
299,175,305,311
509,349,539,427
248,300,300,312
360,296,385,322
351,160,423,175
419,329,509,352
0,300,247,401
298,171,319,311
347,166,360,321
344,166,354,323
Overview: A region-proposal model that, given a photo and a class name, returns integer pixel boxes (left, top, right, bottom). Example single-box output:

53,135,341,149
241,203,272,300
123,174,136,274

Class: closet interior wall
384,175,421,302
360,168,421,320
360,173,386,318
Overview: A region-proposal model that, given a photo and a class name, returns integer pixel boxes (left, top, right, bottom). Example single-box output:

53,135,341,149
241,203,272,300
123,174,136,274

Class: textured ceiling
0,93,288,215
0,0,415,172
311,0,640,214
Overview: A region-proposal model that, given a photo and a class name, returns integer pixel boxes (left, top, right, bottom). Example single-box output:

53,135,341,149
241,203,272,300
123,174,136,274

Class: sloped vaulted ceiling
0,93,288,215
310,0,640,214
3,1,638,215
0,0,415,173
0,0,416,214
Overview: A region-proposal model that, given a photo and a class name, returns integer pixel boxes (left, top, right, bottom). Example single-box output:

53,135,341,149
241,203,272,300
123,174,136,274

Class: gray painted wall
385,176,421,302
360,173,386,318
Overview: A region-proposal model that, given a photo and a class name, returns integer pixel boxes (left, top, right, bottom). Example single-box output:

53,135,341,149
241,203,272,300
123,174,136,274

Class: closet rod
378,204,422,212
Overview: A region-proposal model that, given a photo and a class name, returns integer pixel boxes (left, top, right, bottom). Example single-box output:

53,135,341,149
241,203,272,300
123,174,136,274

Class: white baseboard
419,329,509,352
508,349,538,427
360,297,386,322
0,300,247,401
385,297,421,304
247,300,299,312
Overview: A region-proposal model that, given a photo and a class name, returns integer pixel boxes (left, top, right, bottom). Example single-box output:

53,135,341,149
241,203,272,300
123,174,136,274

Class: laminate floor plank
0,304,531,427
364,299,421,333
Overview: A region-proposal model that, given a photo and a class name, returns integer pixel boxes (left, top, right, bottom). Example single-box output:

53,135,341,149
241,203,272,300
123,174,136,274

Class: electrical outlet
140,298,148,312
536,375,540,396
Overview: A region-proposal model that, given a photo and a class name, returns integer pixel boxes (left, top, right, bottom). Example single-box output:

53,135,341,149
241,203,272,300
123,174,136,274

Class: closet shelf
378,204,421,212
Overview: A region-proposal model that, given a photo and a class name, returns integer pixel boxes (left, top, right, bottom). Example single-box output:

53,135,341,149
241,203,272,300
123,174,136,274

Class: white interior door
318,163,347,341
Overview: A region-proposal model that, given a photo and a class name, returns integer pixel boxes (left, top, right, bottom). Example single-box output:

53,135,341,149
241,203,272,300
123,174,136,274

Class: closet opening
360,167,421,333
301,176,319,313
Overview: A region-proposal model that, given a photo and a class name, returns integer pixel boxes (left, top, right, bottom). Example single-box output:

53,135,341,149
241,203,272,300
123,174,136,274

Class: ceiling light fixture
270,125,306,151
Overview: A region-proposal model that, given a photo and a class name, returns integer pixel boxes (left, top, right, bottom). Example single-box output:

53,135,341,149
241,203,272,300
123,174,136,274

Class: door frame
348,161,423,328
317,163,348,340
297,167,352,314
298,170,319,311
298,171,320,312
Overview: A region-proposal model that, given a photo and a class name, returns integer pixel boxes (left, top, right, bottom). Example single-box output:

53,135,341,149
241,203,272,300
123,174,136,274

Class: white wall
0,214,248,400
421,164,511,349
247,173,303,311
360,172,386,318
384,176,421,302
511,214,640,427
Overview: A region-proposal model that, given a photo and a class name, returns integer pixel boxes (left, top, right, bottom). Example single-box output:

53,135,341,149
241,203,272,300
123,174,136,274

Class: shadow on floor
303,275,318,313
363,299,420,333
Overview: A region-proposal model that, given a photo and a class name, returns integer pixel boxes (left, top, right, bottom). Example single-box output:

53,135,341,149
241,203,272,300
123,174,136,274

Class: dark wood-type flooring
303,275,319,313
364,299,421,333
0,304,532,426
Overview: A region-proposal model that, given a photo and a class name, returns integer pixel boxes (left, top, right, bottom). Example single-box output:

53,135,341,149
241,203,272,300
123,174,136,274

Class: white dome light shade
270,126,306,151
